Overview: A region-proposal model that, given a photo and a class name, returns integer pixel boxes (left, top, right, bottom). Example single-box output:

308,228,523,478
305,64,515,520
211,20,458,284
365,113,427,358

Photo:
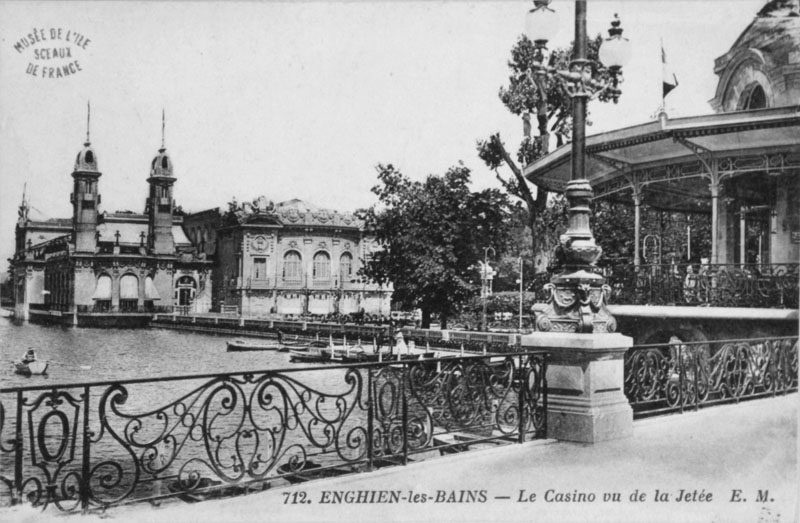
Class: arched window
120,273,139,312
339,252,353,282
283,251,302,281
92,275,112,299
313,252,330,281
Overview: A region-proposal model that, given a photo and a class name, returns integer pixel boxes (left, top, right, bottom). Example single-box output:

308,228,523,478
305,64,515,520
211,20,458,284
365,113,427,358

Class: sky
0,0,767,273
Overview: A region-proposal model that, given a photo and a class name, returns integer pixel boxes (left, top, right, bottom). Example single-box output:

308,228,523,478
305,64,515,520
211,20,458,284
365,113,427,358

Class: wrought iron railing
0,352,547,513
624,336,798,418
529,263,798,308
604,263,799,308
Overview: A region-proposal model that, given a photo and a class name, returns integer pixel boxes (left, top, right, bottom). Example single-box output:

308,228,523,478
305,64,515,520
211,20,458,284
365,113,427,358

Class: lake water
0,319,532,511
0,319,373,509
1,318,316,388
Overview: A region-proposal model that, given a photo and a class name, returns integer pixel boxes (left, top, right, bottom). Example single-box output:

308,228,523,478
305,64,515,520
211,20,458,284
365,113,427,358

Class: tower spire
86,100,91,144
161,108,165,151
18,182,30,222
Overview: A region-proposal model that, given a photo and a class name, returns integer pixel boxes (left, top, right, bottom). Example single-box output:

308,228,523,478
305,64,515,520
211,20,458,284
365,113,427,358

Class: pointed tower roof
74,101,99,173
150,109,173,177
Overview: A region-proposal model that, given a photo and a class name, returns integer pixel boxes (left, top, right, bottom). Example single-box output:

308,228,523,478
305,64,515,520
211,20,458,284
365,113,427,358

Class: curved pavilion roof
523,106,800,212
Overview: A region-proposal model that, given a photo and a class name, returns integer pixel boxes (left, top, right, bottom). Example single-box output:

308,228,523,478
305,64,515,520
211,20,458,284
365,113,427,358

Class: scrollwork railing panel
598,263,799,308
1,352,547,513
625,336,798,418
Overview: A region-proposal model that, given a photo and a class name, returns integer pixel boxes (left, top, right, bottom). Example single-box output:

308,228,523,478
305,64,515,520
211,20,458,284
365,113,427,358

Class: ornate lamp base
534,270,616,333
534,179,617,334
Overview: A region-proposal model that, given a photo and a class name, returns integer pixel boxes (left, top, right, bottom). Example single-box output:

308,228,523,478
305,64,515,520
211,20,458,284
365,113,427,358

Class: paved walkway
7,394,797,523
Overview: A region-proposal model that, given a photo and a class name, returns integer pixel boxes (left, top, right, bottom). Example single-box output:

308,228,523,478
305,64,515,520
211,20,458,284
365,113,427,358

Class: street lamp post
480,246,496,332
526,0,631,334
517,257,524,331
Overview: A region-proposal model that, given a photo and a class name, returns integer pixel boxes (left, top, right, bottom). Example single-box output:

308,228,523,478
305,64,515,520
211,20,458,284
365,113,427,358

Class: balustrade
0,352,547,512
531,263,798,309
624,336,798,418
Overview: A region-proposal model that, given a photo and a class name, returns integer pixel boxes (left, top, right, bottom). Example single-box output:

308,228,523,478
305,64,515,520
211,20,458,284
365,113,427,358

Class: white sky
0,0,766,269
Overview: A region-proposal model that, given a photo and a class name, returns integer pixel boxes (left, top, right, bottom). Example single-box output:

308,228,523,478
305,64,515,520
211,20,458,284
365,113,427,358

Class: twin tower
71,113,176,255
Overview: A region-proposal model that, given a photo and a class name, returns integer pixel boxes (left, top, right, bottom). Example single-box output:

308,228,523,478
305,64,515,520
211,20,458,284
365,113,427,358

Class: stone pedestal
521,332,633,443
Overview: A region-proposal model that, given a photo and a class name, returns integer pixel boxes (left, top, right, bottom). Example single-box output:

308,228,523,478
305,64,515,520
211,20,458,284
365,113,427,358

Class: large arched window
283,251,302,281
339,253,353,283
120,273,139,312
313,252,331,281
92,274,113,312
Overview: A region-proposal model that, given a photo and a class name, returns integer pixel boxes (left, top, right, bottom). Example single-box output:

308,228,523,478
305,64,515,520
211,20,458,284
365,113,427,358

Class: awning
92,275,112,300
523,106,800,211
145,277,160,300
120,274,139,300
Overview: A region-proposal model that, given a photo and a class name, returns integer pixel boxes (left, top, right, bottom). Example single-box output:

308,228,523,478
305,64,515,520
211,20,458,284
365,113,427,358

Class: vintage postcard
1,1,797,522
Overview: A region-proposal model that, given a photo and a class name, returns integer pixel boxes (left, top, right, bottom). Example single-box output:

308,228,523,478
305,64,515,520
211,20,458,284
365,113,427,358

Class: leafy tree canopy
358,163,515,328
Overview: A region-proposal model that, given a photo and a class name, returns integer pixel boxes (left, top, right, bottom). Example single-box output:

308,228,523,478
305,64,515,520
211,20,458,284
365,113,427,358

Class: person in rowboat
22,348,36,363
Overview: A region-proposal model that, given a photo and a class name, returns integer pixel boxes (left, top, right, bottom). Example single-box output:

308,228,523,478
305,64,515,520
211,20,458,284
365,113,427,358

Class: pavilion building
523,2,799,340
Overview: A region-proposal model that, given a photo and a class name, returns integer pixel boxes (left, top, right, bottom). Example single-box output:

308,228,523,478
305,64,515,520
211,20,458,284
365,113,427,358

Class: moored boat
14,360,49,375
226,338,283,351
289,348,332,363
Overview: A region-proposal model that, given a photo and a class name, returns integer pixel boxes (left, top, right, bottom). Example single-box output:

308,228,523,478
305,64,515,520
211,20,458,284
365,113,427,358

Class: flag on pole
662,41,678,99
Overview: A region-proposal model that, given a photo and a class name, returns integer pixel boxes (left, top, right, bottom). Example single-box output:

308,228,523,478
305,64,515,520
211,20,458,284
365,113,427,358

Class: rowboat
276,337,310,352
289,348,332,363
14,360,49,375
226,338,283,351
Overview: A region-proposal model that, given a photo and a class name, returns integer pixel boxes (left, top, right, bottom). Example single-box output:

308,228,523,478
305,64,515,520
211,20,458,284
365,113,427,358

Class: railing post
678,344,685,414
693,347,700,412
367,367,374,472
80,386,91,513
13,390,23,506
541,355,548,439
401,365,409,466
517,355,526,444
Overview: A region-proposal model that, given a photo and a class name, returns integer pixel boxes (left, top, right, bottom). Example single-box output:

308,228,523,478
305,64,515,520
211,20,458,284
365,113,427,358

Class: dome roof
74,142,99,172
150,147,173,177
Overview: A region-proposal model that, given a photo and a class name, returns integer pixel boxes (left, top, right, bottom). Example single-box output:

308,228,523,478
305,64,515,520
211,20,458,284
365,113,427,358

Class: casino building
10,120,391,324
183,197,392,318
11,122,212,326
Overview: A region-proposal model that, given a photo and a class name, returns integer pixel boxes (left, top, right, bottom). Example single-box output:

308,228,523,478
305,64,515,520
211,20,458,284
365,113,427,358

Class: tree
477,35,608,267
358,164,514,329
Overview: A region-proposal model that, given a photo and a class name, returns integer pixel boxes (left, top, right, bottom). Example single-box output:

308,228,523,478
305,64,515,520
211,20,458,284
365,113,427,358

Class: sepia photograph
0,1,797,522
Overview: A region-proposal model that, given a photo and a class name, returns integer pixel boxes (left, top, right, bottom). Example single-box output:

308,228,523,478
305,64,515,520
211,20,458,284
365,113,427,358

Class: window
313,252,330,281
339,253,353,282
254,257,267,280
743,85,767,110
120,274,139,312
92,275,112,300
283,251,302,281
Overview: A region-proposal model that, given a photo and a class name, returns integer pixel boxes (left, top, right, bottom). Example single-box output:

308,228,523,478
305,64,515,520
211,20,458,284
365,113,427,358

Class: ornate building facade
184,197,391,318
11,126,212,325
